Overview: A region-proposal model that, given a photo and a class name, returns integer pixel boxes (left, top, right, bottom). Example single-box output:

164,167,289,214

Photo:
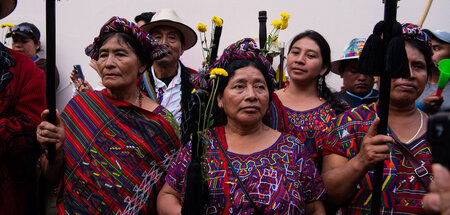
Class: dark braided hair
288,30,348,115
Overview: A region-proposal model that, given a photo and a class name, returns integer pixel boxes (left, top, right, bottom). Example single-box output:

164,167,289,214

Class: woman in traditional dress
158,39,325,214
268,30,348,169
322,23,434,214
36,17,180,214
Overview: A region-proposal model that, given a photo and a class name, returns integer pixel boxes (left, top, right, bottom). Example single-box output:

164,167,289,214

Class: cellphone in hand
427,111,450,169
73,64,84,81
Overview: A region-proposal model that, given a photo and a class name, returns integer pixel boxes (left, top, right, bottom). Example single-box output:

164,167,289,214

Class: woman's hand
71,69,93,93
37,109,65,161
355,118,393,172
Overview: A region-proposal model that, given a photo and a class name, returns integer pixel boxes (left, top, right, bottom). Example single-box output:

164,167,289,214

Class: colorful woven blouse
57,89,181,214
323,103,431,214
166,127,325,214
268,93,336,166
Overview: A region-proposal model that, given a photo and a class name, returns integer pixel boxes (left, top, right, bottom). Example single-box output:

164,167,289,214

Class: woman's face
286,37,327,84
390,42,428,105
97,35,146,91
217,65,269,127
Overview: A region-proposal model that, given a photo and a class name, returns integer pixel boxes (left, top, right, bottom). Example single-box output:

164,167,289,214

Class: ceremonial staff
45,0,56,164
258,11,267,50
209,19,223,65
358,0,411,214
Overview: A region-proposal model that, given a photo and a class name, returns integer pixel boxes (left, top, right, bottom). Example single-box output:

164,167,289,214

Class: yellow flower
210,68,228,78
211,16,223,27
0,23,14,28
280,12,290,21
281,19,288,30
197,23,207,32
271,20,282,30
191,88,197,94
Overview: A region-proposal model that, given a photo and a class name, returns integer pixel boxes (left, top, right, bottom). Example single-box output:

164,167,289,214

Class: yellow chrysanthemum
0,23,14,28
210,68,228,79
211,16,223,27
197,23,207,32
280,12,290,21
191,88,197,94
281,19,288,30
271,20,282,30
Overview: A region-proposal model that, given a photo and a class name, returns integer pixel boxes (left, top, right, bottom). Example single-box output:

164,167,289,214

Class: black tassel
358,21,385,76
385,22,410,79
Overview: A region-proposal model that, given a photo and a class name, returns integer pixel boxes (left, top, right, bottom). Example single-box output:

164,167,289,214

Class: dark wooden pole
370,0,398,214
45,0,56,164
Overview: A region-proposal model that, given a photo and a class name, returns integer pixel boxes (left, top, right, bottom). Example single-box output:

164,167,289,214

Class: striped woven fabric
323,103,431,214
57,89,180,214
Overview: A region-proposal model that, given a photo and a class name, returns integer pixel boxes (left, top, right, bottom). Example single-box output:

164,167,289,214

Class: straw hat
0,0,16,19
331,38,366,74
140,8,197,50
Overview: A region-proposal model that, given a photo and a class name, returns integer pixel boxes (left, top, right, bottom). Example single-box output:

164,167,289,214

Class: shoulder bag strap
216,142,263,215
394,141,432,191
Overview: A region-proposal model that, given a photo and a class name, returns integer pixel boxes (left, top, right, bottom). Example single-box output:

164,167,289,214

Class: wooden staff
278,43,285,89
371,0,398,214
258,11,267,50
209,19,223,66
45,0,56,164
418,0,433,28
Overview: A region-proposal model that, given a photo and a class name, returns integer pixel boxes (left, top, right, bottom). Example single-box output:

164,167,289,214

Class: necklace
406,110,423,143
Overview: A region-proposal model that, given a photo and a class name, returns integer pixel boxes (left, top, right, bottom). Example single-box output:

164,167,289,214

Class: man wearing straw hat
332,38,378,108
141,8,198,145
0,0,46,213
417,29,450,112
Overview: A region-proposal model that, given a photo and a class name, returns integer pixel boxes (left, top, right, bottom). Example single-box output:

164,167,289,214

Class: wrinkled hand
423,164,450,215
422,94,443,113
355,118,393,171
36,109,65,160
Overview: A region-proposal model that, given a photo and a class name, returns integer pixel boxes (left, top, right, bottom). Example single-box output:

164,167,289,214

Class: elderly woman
158,39,325,214
36,17,180,214
268,30,348,169
322,23,434,214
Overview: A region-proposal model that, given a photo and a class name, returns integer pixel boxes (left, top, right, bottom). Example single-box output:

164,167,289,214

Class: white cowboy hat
141,8,197,50
0,0,16,19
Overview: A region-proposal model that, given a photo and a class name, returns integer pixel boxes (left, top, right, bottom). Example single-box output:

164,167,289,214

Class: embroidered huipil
166,127,325,214
323,103,431,214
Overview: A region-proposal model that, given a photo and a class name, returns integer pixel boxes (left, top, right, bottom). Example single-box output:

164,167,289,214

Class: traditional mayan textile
85,16,168,61
268,93,336,166
166,127,325,214
323,103,431,214
0,47,46,214
57,89,180,214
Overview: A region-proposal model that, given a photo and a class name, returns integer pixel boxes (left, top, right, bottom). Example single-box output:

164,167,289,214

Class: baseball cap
423,29,450,44
6,22,40,41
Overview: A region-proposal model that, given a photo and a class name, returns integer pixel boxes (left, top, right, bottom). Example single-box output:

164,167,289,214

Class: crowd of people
1,0,450,214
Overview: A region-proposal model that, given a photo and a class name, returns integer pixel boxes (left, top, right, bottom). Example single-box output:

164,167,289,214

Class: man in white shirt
141,8,198,145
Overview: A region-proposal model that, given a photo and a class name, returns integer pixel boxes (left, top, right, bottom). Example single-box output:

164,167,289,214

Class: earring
318,75,324,101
